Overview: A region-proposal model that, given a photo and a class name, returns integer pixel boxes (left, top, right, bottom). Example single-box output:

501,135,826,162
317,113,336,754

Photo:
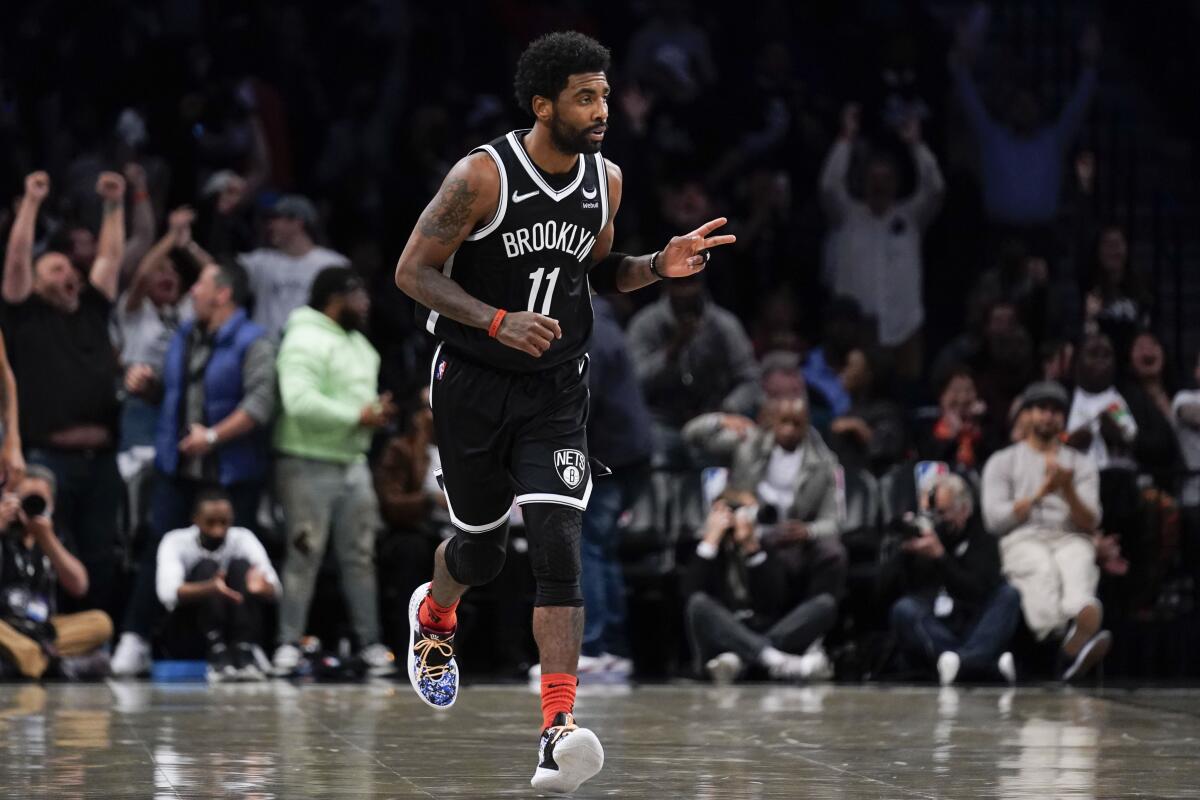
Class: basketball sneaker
406,582,459,708
531,712,604,794
1061,630,1112,681
705,652,744,685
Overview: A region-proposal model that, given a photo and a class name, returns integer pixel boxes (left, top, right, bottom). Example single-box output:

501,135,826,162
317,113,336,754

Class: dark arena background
0,0,1198,797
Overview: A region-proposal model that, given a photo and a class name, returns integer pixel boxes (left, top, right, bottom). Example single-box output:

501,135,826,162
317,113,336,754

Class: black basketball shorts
428,343,592,533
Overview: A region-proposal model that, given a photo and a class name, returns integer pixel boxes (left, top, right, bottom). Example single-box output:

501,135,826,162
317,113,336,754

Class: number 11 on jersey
527,267,561,315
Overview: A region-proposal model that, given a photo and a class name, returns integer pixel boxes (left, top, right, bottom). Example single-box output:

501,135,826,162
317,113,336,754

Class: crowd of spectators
0,1,1197,685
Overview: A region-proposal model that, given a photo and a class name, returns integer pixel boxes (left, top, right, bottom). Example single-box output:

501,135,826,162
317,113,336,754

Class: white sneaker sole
531,728,605,794
1062,630,1112,681
406,581,457,710
705,654,742,685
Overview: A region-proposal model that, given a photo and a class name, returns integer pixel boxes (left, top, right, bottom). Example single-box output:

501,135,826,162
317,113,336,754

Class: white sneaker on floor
706,652,744,685
272,643,302,676
233,644,267,682
531,712,604,794
797,649,834,681
767,653,816,682
111,633,151,677
360,643,397,676
937,651,961,686
997,651,1017,685
1062,630,1112,682
602,654,633,677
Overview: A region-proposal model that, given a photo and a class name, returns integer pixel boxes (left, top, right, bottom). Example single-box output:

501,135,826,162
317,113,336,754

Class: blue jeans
580,465,645,658
890,583,1022,679
118,397,160,451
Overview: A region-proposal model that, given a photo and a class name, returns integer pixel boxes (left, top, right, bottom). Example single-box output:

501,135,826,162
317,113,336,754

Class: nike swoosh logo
581,186,597,199
512,189,539,203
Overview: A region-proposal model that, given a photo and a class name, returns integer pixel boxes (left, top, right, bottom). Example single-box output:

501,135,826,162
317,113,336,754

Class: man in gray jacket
682,397,846,682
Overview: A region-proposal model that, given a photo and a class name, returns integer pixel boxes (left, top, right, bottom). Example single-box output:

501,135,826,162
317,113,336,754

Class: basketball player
394,31,735,793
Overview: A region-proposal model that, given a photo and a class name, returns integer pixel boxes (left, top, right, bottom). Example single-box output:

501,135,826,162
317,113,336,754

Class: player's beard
549,112,601,155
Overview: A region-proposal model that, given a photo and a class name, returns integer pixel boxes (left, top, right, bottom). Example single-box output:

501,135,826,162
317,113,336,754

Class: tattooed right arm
418,179,477,245
395,154,500,330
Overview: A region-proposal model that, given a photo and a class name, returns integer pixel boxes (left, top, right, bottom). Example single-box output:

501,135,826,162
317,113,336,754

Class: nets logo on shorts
435,360,447,380
553,449,587,490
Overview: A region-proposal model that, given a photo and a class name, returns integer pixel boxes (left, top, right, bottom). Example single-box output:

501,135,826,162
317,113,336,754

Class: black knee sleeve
523,504,583,607
444,522,510,586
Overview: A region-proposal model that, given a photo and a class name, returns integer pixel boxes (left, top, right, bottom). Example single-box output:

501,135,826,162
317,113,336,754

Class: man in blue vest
112,259,277,676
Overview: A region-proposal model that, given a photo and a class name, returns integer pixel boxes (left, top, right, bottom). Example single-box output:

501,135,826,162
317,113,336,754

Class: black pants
26,448,122,615
163,558,265,658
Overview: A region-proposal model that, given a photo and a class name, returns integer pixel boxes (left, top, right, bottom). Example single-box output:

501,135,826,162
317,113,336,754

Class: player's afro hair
513,31,610,117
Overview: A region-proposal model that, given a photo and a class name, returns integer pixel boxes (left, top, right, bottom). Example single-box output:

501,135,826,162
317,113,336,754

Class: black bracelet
649,250,665,280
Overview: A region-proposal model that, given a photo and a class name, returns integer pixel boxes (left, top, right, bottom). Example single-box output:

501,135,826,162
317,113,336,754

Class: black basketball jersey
417,129,609,373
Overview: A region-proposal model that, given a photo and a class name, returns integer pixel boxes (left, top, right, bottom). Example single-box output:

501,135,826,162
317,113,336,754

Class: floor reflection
0,682,1192,798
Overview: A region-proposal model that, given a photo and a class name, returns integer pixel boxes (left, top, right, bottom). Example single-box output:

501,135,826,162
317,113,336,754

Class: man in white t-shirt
1066,333,1137,470
238,195,349,339
157,488,280,681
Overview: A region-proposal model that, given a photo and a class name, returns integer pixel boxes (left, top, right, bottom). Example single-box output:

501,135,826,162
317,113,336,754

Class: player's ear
532,94,554,123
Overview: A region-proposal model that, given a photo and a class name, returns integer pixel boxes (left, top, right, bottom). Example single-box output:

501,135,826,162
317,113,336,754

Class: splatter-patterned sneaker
406,582,459,709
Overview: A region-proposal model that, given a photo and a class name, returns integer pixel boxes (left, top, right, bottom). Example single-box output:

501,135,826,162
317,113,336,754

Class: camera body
21,494,47,519
890,510,936,540
726,500,779,528
2,492,49,537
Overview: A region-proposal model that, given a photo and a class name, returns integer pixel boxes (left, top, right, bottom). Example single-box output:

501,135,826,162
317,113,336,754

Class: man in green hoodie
272,266,398,675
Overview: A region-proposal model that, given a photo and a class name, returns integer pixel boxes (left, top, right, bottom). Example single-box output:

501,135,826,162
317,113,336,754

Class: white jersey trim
434,468,512,533
505,131,586,202
427,342,444,407
514,477,594,510
424,252,455,334
594,153,609,226
465,144,508,241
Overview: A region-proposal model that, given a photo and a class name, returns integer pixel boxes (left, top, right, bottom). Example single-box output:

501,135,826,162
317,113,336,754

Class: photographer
682,397,847,683
881,474,1021,685
0,466,113,679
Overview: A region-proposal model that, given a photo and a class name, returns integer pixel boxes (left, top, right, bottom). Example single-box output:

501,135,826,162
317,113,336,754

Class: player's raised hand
657,217,736,277
496,311,561,358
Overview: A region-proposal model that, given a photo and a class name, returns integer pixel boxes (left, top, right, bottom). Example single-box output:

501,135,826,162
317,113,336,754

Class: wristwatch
204,428,218,447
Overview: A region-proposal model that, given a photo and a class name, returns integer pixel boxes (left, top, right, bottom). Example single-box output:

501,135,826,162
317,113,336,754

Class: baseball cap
270,194,319,225
1019,380,1069,412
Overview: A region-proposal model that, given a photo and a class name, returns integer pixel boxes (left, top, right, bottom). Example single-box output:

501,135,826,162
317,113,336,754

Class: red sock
540,673,578,730
418,591,458,633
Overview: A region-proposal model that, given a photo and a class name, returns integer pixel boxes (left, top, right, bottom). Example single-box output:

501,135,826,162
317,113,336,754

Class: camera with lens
889,511,935,540
726,500,779,529
20,494,47,519
3,493,48,536
888,485,940,539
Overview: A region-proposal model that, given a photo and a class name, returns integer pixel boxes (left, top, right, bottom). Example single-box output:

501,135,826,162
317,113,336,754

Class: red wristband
488,309,507,338
132,190,149,204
